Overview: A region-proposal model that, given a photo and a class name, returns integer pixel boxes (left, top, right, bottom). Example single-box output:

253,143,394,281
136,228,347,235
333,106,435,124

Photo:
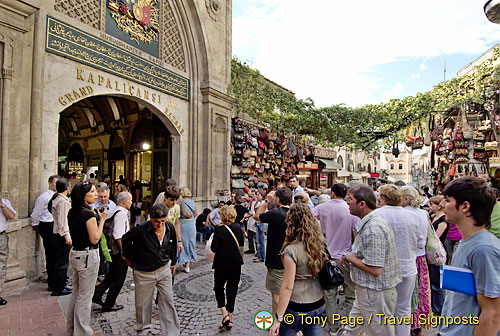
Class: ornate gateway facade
0,0,232,288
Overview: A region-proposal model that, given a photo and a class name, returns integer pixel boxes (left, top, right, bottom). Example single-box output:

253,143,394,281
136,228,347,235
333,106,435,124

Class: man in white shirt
288,175,315,209
0,191,16,305
31,174,59,291
208,201,225,226
93,191,132,312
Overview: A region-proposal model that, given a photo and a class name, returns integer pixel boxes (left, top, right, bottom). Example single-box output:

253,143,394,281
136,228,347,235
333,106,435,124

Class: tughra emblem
108,0,159,44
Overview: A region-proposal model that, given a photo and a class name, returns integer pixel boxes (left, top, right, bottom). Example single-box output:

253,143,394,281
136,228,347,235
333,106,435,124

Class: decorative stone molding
160,0,185,71
54,0,100,30
205,0,221,22
213,115,228,133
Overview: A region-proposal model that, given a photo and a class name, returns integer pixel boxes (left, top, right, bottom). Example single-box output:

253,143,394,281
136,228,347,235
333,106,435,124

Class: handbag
224,225,244,257
426,222,447,266
205,233,215,262
317,246,344,290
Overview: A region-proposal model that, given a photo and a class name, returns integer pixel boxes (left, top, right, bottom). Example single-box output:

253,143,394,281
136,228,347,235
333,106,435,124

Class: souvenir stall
230,118,306,194
418,107,500,193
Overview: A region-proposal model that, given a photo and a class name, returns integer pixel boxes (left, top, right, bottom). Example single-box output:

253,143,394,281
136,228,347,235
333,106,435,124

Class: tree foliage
228,48,500,150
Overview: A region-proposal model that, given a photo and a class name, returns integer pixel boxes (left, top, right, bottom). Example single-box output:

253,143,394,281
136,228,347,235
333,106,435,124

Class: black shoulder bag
318,245,344,290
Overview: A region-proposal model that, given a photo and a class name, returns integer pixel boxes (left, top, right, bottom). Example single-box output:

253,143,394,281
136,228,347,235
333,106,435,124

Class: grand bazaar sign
46,16,189,101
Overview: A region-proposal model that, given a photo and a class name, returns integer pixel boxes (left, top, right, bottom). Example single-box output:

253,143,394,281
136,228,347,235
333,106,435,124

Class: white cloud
381,83,405,102
419,62,427,72
233,0,500,107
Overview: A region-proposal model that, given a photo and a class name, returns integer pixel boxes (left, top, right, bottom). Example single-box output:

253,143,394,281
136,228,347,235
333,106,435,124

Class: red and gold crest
108,0,159,44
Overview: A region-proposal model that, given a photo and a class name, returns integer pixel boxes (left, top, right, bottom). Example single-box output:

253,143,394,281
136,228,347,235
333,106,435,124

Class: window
399,163,404,170
337,155,344,168
390,163,395,170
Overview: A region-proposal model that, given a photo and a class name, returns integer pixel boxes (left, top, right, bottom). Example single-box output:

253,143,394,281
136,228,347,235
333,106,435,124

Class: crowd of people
0,172,499,336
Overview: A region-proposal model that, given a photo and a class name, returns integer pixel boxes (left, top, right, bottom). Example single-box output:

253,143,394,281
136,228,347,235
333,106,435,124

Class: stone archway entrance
58,95,173,201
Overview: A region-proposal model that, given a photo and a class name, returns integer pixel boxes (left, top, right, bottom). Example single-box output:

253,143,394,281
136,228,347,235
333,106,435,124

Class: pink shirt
312,199,359,259
446,222,463,241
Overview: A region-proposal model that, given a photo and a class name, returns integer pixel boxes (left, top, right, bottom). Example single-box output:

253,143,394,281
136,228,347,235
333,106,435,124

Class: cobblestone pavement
57,240,438,336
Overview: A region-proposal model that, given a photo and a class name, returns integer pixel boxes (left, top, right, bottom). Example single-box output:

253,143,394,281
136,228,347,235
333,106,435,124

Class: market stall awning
361,172,371,178
350,172,362,179
319,159,342,173
337,170,350,177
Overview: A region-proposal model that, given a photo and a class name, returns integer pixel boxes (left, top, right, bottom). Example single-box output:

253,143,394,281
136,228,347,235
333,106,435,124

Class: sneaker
101,304,124,312
51,288,72,296
244,250,255,254
184,267,190,273
253,258,264,263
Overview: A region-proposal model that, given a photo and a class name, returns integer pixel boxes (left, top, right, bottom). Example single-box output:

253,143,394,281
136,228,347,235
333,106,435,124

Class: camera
97,206,109,213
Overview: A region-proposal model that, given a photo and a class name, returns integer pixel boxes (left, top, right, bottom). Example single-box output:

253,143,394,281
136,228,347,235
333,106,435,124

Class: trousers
51,234,71,292
133,262,180,336
256,222,266,261
93,253,128,309
0,232,8,293
394,275,417,336
67,248,100,336
343,285,397,336
39,221,56,290
325,259,355,333
213,265,241,313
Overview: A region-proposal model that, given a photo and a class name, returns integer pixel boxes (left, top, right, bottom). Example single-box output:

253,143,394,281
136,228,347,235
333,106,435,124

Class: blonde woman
270,203,326,336
210,205,244,331
178,187,197,272
401,186,430,336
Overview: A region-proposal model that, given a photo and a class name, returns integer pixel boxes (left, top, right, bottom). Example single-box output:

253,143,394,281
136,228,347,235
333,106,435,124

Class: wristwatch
275,313,283,323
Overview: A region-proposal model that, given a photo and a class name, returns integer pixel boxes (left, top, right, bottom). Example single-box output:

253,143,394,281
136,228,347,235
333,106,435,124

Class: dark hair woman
270,203,326,336
66,181,108,336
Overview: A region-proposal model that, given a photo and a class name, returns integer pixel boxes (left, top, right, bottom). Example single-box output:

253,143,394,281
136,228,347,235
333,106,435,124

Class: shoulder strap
105,209,124,224
224,225,240,249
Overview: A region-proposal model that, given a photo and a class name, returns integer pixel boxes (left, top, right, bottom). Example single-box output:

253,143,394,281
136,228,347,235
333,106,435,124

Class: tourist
196,208,214,238
66,181,107,336
0,189,16,305
439,177,500,335
47,178,72,296
122,204,180,336
428,195,449,316
269,203,326,336
31,174,60,292
401,186,430,335
312,183,358,335
255,187,292,316
340,185,401,336
376,184,419,336
92,191,132,312
177,187,197,273
210,205,244,332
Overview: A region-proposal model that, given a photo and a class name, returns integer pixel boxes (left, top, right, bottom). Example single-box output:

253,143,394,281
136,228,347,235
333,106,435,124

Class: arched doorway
58,95,172,201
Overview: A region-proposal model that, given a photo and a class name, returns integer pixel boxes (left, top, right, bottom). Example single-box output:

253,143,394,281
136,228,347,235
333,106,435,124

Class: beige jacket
52,193,71,242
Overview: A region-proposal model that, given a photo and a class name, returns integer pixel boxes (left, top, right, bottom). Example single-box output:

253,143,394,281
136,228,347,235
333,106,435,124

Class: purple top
446,222,463,241
312,199,359,259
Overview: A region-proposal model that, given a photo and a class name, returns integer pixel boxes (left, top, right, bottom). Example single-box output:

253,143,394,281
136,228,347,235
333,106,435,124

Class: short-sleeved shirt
68,206,99,249
167,204,180,225
403,206,428,257
351,211,401,291
432,215,449,245
196,214,208,231
210,207,222,225
312,199,358,259
489,201,500,238
260,207,289,270
439,230,500,336
234,204,249,224
282,241,323,304
109,206,129,240
0,199,15,232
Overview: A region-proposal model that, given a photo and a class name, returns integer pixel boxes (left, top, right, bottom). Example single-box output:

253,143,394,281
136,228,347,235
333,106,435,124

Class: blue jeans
197,225,214,239
256,222,266,261
279,305,326,336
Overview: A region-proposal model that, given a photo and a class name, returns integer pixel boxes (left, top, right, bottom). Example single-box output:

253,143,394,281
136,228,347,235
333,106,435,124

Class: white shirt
31,190,55,226
375,206,419,278
210,207,222,225
404,206,429,257
90,200,117,219
0,199,15,232
247,201,262,232
293,185,315,209
109,205,130,240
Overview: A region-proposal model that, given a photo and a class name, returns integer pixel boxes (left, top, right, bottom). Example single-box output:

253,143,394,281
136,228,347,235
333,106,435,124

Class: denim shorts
279,305,326,336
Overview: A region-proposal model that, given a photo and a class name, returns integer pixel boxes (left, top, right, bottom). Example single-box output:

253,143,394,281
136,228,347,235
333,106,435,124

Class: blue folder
440,265,477,296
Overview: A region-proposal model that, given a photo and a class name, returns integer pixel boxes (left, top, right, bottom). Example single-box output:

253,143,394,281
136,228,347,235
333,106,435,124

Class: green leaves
229,47,500,150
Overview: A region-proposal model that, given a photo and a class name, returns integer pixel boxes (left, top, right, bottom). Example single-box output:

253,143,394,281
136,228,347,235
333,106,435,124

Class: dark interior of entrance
58,95,172,200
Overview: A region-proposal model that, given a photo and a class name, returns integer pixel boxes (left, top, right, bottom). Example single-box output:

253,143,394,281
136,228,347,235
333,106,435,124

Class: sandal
219,315,230,330
225,320,233,331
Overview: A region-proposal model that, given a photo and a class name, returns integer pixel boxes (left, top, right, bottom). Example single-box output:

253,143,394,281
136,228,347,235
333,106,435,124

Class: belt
72,246,98,251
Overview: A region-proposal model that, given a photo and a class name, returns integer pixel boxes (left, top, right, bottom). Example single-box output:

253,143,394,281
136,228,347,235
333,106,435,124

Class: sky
232,0,500,108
